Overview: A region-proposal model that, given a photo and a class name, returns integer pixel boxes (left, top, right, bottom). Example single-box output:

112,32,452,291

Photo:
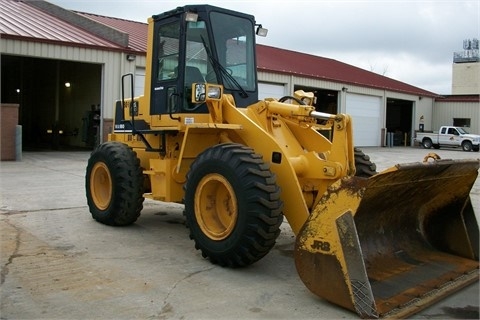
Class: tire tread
184,143,283,268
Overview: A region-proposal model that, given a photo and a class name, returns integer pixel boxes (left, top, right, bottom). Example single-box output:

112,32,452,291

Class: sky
48,0,480,95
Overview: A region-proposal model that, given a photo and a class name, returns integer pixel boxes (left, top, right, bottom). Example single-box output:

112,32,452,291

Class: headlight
207,86,222,99
193,83,206,103
192,83,223,103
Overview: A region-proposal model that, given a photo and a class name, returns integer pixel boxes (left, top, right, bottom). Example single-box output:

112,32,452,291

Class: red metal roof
76,12,147,53
0,0,439,97
0,0,123,51
435,95,480,103
257,45,438,97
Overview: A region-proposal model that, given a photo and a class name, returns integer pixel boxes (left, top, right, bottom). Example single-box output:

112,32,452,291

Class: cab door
438,127,451,145
448,127,461,146
150,16,185,115
440,127,460,146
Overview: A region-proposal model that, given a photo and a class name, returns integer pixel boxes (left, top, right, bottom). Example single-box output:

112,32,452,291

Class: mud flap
295,157,480,318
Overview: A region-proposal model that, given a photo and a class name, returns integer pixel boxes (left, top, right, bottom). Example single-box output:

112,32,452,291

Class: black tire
354,147,378,178
462,141,473,152
422,138,433,149
184,143,284,267
86,142,144,226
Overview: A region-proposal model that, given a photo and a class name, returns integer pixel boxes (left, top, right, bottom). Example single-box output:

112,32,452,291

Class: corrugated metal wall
433,101,480,133
259,70,436,135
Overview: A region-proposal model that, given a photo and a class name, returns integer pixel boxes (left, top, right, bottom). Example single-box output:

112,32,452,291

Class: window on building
453,118,471,127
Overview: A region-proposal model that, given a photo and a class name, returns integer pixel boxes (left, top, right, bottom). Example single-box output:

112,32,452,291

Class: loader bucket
295,156,479,319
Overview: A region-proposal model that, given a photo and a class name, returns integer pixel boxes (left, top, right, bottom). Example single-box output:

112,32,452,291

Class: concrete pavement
1,147,479,319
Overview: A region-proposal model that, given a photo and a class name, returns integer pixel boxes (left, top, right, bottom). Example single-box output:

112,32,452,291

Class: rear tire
354,147,378,178
422,138,433,149
86,142,144,226
184,143,284,267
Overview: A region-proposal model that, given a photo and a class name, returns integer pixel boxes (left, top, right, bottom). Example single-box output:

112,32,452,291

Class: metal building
1,0,445,150
433,95,480,134
1,0,144,149
432,38,480,134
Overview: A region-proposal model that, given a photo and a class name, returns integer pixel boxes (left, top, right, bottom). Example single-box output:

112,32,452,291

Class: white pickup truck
415,126,480,152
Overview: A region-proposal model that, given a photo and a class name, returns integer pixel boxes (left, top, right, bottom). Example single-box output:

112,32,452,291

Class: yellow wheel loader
85,5,479,318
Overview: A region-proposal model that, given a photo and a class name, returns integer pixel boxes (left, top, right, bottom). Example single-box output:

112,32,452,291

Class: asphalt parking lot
1,146,479,319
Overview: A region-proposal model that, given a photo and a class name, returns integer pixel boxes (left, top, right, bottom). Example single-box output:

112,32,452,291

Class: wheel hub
90,162,112,210
195,173,238,240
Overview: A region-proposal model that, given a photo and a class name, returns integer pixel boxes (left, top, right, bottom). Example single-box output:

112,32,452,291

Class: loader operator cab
150,5,264,116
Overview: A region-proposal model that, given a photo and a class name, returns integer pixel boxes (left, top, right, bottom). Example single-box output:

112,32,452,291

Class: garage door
258,82,285,100
346,93,382,146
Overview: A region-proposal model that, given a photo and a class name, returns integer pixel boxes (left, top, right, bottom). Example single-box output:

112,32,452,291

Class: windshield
457,127,469,134
210,11,256,92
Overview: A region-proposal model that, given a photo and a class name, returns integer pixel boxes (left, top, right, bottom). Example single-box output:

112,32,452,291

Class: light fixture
65,82,71,88
342,87,348,92
185,12,198,22
126,54,136,62
256,24,268,37
207,85,222,99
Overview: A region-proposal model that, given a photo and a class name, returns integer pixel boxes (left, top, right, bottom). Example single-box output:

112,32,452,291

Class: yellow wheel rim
195,173,238,241
90,162,112,210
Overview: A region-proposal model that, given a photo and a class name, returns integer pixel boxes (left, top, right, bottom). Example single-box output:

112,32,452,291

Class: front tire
86,142,144,226
462,141,473,152
354,147,377,178
184,143,283,267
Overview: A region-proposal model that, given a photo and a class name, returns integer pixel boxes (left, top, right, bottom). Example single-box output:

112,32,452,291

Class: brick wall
1,104,19,161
